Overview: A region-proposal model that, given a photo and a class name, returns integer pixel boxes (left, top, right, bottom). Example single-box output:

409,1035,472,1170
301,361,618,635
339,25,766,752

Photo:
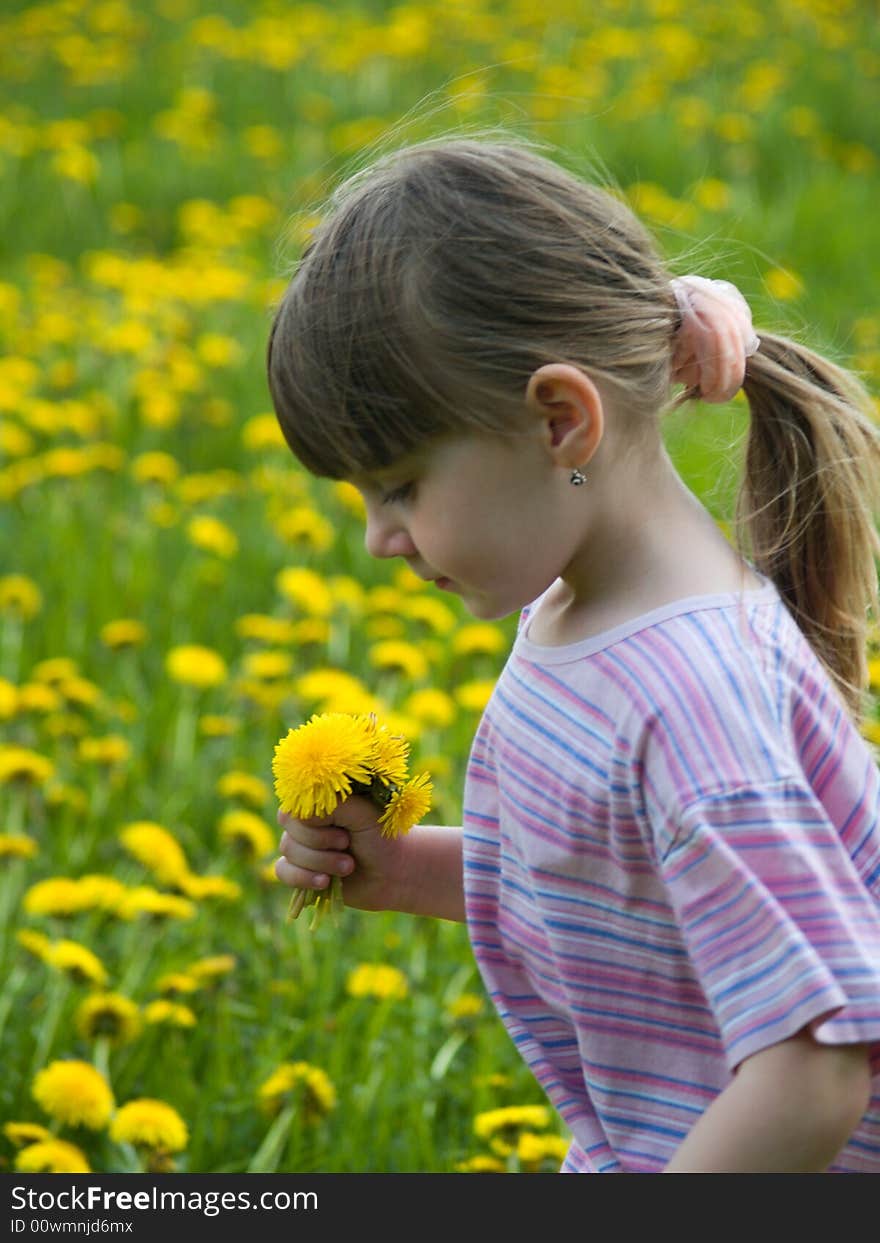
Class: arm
664,1029,871,1172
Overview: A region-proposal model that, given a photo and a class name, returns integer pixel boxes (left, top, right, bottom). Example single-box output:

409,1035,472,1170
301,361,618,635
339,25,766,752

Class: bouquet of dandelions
272,711,433,928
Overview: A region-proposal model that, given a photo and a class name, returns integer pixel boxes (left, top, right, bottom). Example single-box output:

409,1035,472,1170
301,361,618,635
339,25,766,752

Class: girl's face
351,430,579,620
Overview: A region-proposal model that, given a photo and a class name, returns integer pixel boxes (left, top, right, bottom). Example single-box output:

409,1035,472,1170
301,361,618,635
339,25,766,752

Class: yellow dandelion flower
216,770,269,806
118,821,191,887
452,623,507,656
132,450,181,486
23,877,87,918
143,999,197,1028
218,809,275,860
257,1061,336,1121
346,962,409,1001
75,992,141,1044
32,1060,114,1130
0,833,38,859
17,682,62,713
401,596,457,635
4,1121,53,1148
47,939,109,987
272,712,375,818
764,266,804,301
516,1132,570,1168
155,972,201,996
15,1139,91,1173
367,639,429,681
165,644,227,689
78,734,131,766
100,619,148,649
110,1099,188,1153
378,772,433,838
0,574,42,619
447,993,485,1022
366,718,411,788
235,614,298,644
474,1105,551,1147
295,668,368,707
0,745,54,786
242,412,286,451
31,657,78,684
0,677,17,718
332,480,365,517
274,506,334,552
186,954,236,982
455,1154,506,1173
58,676,102,709
275,566,333,617
403,688,456,728
116,887,197,921
177,873,241,901
199,713,239,737
16,929,52,960
242,649,293,680
74,874,128,915
187,514,239,559
455,680,496,712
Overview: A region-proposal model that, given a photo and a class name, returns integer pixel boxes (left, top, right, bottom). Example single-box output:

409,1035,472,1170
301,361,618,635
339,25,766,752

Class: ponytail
738,336,880,721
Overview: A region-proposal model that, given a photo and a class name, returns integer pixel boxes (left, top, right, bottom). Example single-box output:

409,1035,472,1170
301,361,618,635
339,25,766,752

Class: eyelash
381,482,414,505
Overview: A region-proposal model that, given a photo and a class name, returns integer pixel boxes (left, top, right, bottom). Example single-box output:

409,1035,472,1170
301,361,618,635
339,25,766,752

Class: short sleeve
659,779,880,1074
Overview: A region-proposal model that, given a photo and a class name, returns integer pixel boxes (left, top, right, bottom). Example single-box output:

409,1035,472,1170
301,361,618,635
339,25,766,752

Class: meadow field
1,0,879,1175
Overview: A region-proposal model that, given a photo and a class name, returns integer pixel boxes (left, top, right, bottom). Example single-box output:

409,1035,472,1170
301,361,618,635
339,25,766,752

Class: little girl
268,136,880,1172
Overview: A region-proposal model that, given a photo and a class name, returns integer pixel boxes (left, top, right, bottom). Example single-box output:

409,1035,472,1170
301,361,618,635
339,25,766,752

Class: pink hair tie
670,275,761,403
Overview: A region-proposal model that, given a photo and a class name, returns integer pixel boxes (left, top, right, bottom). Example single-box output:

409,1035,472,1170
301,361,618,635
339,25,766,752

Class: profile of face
350,366,605,620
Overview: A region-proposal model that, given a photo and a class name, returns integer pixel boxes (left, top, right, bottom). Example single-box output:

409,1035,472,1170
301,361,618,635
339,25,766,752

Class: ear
525,363,605,471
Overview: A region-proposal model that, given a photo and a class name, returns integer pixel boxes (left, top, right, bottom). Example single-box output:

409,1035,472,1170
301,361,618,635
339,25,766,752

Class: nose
363,505,418,561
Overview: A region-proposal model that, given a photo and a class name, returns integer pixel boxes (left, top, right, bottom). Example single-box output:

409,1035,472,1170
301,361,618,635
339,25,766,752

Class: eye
381,481,415,506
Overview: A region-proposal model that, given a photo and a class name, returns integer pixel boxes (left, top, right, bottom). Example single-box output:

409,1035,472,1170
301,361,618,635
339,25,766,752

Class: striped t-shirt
462,578,880,1172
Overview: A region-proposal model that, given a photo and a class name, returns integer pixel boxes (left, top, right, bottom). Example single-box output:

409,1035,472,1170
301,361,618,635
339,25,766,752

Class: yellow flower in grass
346,963,409,1001
516,1132,570,1169
273,712,375,819
4,1121,53,1148
368,639,429,681
118,821,191,887
452,623,507,656
155,972,201,997
0,574,42,619
24,877,87,918
401,596,457,635
15,1139,91,1173
474,1105,552,1156
132,451,180,486
258,1062,336,1121
110,1099,188,1157
0,833,37,859
217,770,269,806
367,718,411,789
242,649,293,680
165,644,227,689
456,1154,506,1173
0,745,54,786
178,873,241,902
186,954,236,983
187,514,238,559
32,657,78,684
75,874,129,915
403,688,456,728
446,992,485,1023
78,734,131,766
0,677,17,718
16,929,52,961
143,999,197,1029
75,992,141,1044
32,1060,114,1130
273,506,334,552
276,566,333,617
235,613,298,644
295,668,369,709
100,619,148,649
378,773,433,839
117,887,197,921
199,713,239,737
17,682,61,713
455,680,497,712
47,939,109,987
218,809,275,860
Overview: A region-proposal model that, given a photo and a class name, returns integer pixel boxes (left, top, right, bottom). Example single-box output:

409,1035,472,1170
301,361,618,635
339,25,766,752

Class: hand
275,794,408,913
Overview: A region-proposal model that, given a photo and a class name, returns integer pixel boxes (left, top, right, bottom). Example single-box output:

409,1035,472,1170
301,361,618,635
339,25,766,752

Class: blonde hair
268,135,880,719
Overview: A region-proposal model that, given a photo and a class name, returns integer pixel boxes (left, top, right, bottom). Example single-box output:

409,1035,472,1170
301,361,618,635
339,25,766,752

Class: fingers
275,820,354,892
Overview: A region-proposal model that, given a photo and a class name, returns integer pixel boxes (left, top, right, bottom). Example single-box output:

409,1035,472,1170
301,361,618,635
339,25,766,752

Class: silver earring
569,468,587,486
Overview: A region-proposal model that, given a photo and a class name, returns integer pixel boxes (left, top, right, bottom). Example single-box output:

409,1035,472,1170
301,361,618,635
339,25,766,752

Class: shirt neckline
515,577,779,666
